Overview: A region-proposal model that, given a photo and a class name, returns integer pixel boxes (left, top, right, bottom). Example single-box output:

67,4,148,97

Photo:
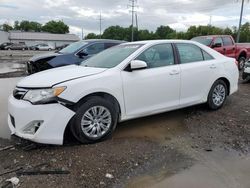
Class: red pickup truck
191,35,250,70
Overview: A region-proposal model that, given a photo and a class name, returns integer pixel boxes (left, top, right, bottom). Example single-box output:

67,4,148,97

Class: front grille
13,88,28,100
10,114,15,128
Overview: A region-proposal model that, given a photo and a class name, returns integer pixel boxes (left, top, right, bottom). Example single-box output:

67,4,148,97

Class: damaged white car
8,40,239,145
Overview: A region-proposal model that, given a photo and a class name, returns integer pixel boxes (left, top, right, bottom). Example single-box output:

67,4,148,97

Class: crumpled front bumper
8,95,75,145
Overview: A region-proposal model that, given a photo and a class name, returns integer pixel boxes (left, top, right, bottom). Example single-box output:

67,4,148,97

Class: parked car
5,43,28,51
0,42,13,50
242,61,250,81
55,44,69,51
8,40,239,145
30,43,54,51
191,35,250,70
26,39,124,74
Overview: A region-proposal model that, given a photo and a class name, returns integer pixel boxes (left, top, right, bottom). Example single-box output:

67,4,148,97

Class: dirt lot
0,52,250,188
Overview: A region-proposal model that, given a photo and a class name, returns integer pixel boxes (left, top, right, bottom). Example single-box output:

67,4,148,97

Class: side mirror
130,60,147,71
78,51,88,58
212,43,222,48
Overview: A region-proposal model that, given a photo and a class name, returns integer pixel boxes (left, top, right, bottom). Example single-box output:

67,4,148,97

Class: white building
0,31,80,47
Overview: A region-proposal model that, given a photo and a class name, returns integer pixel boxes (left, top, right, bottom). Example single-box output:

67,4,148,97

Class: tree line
2,19,250,42
0,20,69,34
86,22,250,43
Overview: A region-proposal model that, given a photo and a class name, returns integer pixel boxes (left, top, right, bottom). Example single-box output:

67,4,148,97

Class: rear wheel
238,56,246,71
207,80,227,110
71,96,118,144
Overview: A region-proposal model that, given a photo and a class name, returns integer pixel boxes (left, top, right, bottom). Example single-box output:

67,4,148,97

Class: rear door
175,43,217,106
222,36,236,58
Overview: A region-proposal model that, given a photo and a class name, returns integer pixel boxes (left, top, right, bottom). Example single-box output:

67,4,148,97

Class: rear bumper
8,95,75,145
243,67,250,80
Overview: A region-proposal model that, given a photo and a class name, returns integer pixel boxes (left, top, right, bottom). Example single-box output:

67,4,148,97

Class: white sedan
8,40,239,145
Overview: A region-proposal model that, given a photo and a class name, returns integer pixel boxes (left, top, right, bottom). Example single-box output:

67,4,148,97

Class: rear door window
176,43,204,64
222,37,234,46
104,43,119,49
85,43,105,55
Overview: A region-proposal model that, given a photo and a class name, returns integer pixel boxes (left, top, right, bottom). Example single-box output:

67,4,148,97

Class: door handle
169,70,180,75
209,64,216,69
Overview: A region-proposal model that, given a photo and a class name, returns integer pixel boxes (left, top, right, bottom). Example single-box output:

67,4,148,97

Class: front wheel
207,80,227,110
238,57,246,71
71,96,118,144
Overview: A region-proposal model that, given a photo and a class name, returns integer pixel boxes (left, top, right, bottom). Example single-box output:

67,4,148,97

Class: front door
121,43,181,118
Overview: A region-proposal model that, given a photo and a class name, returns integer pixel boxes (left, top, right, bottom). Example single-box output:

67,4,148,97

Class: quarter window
136,43,175,68
202,50,214,60
176,43,203,64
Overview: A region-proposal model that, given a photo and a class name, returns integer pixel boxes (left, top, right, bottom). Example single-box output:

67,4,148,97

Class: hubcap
212,84,226,106
81,106,112,139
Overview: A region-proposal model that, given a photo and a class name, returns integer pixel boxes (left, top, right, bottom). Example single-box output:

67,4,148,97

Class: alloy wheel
81,106,112,139
212,84,226,106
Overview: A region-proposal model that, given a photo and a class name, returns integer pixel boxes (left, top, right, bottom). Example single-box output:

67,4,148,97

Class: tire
238,56,246,71
48,48,51,51
70,96,118,144
22,48,25,51
7,48,11,51
207,80,228,110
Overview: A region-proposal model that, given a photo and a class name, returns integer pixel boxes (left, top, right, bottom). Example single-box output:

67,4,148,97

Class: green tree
1,23,13,32
239,22,250,42
14,21,20,30
85,33,99,39
155,25,175,39
42,20,69,34
102,26,130,41
19,20,42,32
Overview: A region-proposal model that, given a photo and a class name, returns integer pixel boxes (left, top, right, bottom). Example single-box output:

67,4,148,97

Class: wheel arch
75,92,121,115
237,50,247,60
63,92,122,143
213,77,230,96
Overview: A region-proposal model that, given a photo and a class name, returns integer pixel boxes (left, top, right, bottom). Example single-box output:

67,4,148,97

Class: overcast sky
1,0,250,37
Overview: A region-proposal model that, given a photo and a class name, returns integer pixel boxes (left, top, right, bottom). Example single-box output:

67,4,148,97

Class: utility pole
135,12,138,30
128,0,138,41
209,15,212,26
237,0,245,42
99,12,104,38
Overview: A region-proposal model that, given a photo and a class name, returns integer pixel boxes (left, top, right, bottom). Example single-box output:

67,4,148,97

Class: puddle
115,110,186,142
0,62,25,74
126,150,250,188
0,78,21,139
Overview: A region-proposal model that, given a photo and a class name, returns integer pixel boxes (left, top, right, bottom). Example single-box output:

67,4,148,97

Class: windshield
82,44,143,68
191,37,213,46
59,41,88,54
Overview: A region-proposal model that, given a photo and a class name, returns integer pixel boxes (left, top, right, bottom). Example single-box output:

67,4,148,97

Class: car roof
82,39,126,43
121,39,201,45
193,35,231,38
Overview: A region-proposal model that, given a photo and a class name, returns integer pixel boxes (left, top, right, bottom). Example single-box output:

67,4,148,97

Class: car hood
29,52,61,62
17,65,107,88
